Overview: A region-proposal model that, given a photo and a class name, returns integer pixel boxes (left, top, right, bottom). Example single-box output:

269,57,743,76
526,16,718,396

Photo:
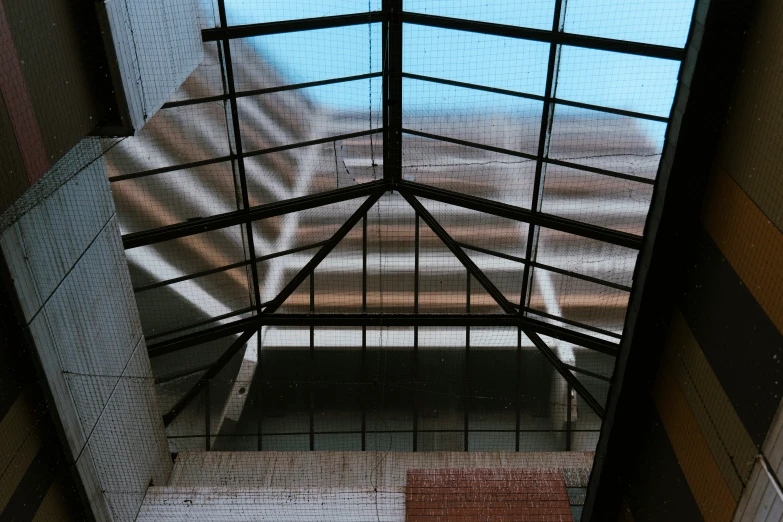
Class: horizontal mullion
146,307,256,344
401,12,684,60
122,179,388,249
402,73,666,122
552,98,668,123
403,128,656,185
147,314,257,357
564,363,612,383
202,11,384,41
133,240,330,294
402,128,538,161
108,154,235,183
110,129,382,184
148,312,619,356
162,72,383,110
243,128,383,159
456,241,631,292
397,180,642,250
544,157,656,185
401,73,545,103
524,308,623,340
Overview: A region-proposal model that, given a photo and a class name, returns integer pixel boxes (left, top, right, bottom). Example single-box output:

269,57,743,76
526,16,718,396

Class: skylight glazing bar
110,129,383,184
399,180,642,249
520,0,566,324
217,0,262,313
401,72,668,123
122,180,387,249
383,0,403,181
202,11,385,41
147,313,619,356
163,327,258,426
132,240,329,294
162,72,383,110
456,241,632,293
401,128,655,185
401,12,685,60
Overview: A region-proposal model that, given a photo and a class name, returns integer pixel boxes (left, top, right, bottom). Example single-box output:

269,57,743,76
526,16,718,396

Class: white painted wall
0,141,172,522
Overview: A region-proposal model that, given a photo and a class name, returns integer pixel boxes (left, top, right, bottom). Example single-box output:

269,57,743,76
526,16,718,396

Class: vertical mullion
257,330,263,451
310,274,315,451
516,327,522,452
216,0,262,312
519,0,566,313
205,380,211,451
413,213,419,451
383,0,403,182
361,216,367,451
566,382,573,451
464,272,470,452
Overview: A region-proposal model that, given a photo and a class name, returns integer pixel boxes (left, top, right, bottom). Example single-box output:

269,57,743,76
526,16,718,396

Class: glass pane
548,105,667,180
404,25,550,96
238,78,382,151
405,0,556,31
232,25,381,91
557,46,681,118
541,163,654,234
246,134,383,208
403,78,542,156
563,0,696,48
112,160,237,234
224,0,381,25
402,134,536,209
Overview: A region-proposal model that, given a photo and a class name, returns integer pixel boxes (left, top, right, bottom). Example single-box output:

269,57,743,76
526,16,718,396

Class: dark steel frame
118,0,689,446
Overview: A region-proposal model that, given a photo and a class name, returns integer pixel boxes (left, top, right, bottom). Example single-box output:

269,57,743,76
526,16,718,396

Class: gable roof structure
104,0,697,453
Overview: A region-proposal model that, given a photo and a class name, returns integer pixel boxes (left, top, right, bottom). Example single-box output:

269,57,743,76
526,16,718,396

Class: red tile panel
406,468,573,522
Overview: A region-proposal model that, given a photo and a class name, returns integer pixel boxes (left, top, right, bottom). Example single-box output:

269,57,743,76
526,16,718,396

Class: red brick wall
406,468,573,522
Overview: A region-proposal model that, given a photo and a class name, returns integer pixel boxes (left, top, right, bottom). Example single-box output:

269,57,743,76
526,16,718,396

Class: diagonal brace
263,190,385,313
163,327,258,427
400,188,605,419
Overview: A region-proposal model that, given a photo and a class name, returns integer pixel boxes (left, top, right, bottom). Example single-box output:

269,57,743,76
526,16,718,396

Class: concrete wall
0,139,172,522
137,451,593,521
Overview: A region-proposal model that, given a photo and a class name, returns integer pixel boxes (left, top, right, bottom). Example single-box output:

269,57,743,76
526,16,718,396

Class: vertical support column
413,213,420,451
516,327,522,452
309,274,315,451
205,381,211,451
383,0,403,183
465,272,471,452
518,0,566,312
361,216,367,451
566,382,573,451
216,0,262,312
256,332,264,451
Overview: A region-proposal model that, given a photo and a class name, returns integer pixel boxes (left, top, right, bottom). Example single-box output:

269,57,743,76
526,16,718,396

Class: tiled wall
619,0,783,518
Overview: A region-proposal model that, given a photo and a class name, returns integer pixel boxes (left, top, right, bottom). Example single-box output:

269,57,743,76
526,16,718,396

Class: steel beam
398,180,642,249
123,180,388,249
162,327,257,426
263,190,385,313
401,12,684,60
402,188,607,419
383,0,403,181
202,11,385,41
147,313,618,355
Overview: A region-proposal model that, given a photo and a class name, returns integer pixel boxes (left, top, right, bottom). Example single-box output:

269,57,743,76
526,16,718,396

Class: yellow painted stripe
0,429,42,512
702,165,783,334
0,387,36,479
32,473,76,522
654,358,737,522
664,310,757,498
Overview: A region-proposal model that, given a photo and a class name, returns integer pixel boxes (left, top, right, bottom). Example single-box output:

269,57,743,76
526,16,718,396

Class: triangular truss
124,0,688,430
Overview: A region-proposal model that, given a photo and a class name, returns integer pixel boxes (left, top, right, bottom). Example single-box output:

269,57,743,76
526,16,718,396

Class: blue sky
216,0,695,138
